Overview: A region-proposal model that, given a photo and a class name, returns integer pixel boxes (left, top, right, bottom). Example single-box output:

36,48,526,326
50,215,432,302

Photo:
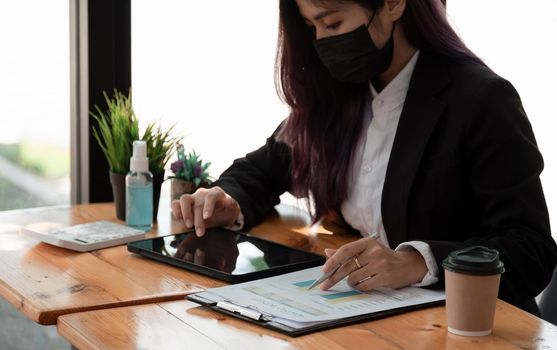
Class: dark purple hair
276,0,484,223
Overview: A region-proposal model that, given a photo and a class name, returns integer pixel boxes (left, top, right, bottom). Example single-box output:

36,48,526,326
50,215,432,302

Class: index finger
322,239,368,273
202,188,224,220
178,194,195,228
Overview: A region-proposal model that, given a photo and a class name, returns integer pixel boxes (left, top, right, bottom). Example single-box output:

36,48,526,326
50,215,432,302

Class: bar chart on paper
292,280,369,303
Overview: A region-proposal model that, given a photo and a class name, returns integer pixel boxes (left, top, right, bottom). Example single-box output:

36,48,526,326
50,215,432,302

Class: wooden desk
57,298,557,350
0,202,353,325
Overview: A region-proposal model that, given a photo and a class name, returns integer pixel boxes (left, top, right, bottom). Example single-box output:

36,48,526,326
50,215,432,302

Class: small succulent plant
168,143,212,187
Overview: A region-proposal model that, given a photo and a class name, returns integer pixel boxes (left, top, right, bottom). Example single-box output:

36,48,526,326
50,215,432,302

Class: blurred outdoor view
0,1,70,211
0,3,72,349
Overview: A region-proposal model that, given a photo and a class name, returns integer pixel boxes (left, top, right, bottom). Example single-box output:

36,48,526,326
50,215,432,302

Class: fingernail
203,211,210,220
185,219,193,228
196,227,204,237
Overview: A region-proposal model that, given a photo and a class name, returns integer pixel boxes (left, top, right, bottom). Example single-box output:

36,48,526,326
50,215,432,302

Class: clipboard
187,292,445,337
185,266,446,337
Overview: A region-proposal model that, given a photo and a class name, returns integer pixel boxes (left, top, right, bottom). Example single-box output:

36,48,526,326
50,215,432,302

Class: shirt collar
370,50,420,105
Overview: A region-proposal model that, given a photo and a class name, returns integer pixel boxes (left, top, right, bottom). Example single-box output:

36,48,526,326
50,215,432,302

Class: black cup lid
442,246,505,275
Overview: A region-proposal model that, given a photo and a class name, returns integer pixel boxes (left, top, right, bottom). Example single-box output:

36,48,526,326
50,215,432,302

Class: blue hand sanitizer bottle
126,140,153,231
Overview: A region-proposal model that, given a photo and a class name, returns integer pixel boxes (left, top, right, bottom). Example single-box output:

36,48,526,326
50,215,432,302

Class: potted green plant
168,144,212,201
91,90,138,220
91,89,181,220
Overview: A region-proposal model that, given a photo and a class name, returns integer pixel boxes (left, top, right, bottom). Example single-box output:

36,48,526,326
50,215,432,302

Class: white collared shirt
340,51,438,287
232,51,438,286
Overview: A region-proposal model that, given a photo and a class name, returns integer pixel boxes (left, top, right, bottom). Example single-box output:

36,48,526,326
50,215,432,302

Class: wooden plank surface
0,201,351,325
57,298,557,350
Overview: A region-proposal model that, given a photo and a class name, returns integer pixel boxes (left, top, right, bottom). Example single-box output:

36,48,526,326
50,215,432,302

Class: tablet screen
128,228,325,282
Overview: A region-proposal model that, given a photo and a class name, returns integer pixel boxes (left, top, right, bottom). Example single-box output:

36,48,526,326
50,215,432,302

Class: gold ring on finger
353,255,362,269
357,276,372,284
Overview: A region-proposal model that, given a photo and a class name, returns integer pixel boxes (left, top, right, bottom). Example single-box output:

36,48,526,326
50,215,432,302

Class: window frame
70,0,131,204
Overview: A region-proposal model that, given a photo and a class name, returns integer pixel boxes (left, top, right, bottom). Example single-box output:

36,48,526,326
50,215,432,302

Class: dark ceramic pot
109,171,126,221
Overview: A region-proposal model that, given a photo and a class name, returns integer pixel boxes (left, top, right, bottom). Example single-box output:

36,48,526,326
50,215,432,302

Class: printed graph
292,280,314,288
320,290,369,304
244,286,326,316
291,280,369,304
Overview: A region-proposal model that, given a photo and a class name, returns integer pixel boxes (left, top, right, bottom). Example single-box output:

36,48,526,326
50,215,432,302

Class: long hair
276,0,483,223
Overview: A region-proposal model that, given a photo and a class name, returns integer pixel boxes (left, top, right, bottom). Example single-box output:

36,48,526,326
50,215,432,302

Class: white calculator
20,220,147,252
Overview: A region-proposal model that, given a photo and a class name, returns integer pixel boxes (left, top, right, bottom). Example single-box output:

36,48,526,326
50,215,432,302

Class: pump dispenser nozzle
130,140,149,172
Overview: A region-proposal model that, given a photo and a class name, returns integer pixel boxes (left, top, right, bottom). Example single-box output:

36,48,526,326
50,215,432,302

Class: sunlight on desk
0,232,28,251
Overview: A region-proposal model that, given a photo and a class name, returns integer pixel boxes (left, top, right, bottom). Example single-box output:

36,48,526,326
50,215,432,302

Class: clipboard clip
216,301,268,321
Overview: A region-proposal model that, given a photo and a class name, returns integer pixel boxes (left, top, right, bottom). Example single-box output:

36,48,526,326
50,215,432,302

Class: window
447,1,557,236
0,1,70,210
132,1,288,198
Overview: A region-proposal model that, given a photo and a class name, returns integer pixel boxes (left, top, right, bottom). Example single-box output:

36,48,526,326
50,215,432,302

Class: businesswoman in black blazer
171,0,557,314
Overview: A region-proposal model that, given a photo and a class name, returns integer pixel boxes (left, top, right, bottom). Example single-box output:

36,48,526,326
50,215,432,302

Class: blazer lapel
382,52,450,248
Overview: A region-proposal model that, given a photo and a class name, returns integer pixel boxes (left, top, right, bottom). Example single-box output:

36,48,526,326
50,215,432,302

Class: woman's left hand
320,237,428,291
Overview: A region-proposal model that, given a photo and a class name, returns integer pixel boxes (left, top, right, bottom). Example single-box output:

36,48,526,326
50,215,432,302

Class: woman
171,0,557,315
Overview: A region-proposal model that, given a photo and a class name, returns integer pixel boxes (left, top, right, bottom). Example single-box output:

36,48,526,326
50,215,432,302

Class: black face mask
313,19,394,83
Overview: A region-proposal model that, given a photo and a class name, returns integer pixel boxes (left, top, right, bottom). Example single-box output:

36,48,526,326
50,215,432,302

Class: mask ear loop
366,13,375,28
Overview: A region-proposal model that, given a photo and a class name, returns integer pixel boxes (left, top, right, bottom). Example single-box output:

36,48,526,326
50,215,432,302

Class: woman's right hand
171,186,241,237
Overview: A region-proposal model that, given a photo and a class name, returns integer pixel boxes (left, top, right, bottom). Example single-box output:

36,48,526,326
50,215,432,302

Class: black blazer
214,51,557,314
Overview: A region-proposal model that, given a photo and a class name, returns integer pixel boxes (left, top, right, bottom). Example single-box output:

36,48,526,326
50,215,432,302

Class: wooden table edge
5,281,203,325
0,279,43,323
57,316,101,350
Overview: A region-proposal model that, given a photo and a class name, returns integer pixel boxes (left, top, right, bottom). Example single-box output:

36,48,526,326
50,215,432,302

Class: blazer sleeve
210,125,292,230
423,77,557,304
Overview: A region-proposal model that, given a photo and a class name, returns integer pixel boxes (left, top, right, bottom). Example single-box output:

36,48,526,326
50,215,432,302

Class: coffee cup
442,246,505,336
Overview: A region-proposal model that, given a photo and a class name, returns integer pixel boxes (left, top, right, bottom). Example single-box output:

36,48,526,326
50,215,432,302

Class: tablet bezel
127,229,326,283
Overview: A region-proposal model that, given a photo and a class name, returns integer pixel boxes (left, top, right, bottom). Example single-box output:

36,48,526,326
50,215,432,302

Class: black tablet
127,228,326,283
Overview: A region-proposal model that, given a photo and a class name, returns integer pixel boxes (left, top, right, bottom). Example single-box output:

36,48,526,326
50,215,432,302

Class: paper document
204,266,445,323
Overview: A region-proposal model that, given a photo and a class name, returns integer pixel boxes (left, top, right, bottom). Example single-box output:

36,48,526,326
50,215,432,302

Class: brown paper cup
442,246,504,337
445,270,501,336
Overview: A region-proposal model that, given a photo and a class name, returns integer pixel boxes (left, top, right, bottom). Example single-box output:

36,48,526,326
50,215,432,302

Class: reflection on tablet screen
147,228,315,276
